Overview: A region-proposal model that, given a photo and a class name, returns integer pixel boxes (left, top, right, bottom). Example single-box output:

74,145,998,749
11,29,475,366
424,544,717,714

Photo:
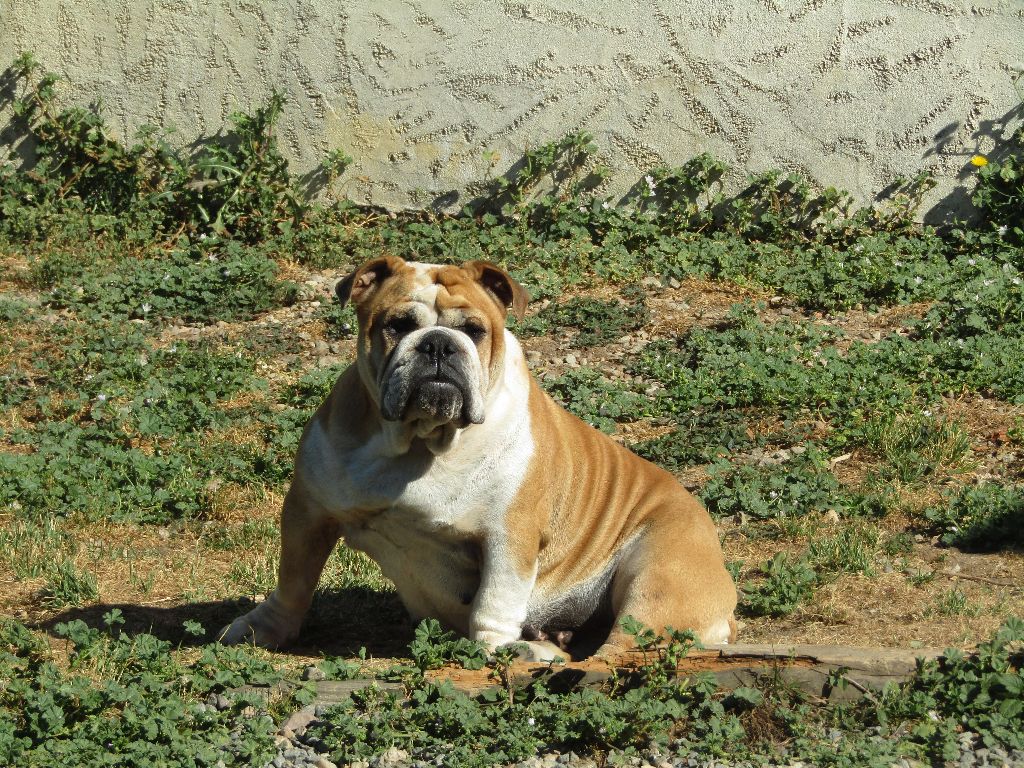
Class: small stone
303,665,327,681
314,759,338,768
668,277,682,289
280,705,318,735
375,746,410,766
565,353,578,367
207,693,230,710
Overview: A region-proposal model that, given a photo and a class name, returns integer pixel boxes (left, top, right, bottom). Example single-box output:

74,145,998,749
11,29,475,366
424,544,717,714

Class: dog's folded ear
336,256,405,307
462,261,529,322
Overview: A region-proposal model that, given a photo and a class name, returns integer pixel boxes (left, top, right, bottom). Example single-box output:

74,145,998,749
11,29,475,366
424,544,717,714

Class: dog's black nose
416,331,458,364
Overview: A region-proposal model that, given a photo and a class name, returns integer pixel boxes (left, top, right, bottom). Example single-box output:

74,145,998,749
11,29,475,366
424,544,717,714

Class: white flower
894,260,904,267
998,225,1008,237
96,393,107,402
527,717,535,726
644,174,657,194
141,303,152,314
208,254,218,262
1013,278,1021,286
914,276,923,285
968,258,976,266
602,201,611,210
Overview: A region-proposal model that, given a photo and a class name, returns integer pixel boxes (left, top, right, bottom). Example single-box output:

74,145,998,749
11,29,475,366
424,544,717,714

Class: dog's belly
526,554,620,631
340,509,618,637
341,512,481,634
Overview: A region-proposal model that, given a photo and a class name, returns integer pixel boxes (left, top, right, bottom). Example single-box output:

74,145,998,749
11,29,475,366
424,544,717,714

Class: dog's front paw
219,599,301,649
500,639,569,664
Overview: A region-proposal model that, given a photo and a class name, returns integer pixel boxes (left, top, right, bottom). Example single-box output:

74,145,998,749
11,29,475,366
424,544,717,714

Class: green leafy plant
408,619,488,673
535,289,650,348
923,483,1024,550
542,367,651,433
740,553,818,618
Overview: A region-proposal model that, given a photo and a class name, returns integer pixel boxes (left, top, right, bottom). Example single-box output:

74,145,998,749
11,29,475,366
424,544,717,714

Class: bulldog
221,256,737,660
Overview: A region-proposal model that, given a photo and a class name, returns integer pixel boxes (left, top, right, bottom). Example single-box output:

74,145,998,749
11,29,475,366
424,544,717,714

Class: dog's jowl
221,257,737,660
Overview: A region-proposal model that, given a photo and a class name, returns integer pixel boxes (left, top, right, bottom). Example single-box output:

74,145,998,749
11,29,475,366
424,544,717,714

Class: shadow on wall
0,62,343,204
0,64,40,169
4,50,1017,228
924,96,1024,227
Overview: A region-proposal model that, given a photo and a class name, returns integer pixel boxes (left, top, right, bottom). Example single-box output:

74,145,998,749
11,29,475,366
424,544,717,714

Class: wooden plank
235,643,945,709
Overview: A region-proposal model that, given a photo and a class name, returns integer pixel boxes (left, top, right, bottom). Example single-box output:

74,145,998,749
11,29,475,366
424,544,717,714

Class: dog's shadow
39,586,611,660
37,586,415,658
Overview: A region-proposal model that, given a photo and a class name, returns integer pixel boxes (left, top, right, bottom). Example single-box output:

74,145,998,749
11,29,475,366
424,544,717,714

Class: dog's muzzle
379,328,486,427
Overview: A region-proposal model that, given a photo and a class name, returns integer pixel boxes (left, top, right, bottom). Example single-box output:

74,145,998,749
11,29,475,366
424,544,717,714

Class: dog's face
337,257,528,440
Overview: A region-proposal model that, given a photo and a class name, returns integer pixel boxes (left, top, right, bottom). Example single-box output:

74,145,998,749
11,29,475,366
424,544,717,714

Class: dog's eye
462,322,487,342
383,315,418,336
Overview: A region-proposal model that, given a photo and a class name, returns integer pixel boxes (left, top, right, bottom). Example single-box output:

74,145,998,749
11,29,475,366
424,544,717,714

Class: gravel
258,713,1024,768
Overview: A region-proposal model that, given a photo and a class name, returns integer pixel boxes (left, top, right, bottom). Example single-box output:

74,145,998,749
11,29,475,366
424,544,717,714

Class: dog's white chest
299,415,531,529
295,394,535,630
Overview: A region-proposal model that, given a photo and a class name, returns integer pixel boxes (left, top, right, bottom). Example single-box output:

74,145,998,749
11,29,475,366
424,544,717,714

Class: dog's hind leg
220,485,340,648
596,511,737,657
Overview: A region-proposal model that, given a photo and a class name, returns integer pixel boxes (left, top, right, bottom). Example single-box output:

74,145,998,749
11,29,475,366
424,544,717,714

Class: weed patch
0,616,284,767
923,483,1024,550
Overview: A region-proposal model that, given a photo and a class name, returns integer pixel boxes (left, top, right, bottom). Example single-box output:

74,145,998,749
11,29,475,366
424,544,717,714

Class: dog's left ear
463,261,529,322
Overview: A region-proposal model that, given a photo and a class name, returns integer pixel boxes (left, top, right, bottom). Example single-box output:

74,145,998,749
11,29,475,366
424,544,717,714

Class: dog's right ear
335,256,404,307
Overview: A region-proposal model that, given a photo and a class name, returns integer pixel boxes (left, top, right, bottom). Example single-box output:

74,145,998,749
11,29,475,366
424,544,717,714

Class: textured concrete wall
1,1,1022,221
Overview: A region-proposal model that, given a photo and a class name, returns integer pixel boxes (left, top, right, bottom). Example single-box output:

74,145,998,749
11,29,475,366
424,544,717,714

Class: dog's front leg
469,539,564,662
220,485,340,648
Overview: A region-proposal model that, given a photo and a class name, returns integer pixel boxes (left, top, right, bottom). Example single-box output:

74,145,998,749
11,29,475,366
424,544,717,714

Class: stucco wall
1,1,1022,221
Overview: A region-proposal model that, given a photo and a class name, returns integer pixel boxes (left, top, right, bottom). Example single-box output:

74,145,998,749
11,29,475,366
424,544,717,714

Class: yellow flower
971,155,989,167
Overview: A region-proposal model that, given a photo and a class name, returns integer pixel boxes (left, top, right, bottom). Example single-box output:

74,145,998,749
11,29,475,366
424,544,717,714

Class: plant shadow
923,96,1023,227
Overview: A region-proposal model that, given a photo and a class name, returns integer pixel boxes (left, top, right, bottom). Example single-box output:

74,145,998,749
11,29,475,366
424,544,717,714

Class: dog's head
336,256,528,447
